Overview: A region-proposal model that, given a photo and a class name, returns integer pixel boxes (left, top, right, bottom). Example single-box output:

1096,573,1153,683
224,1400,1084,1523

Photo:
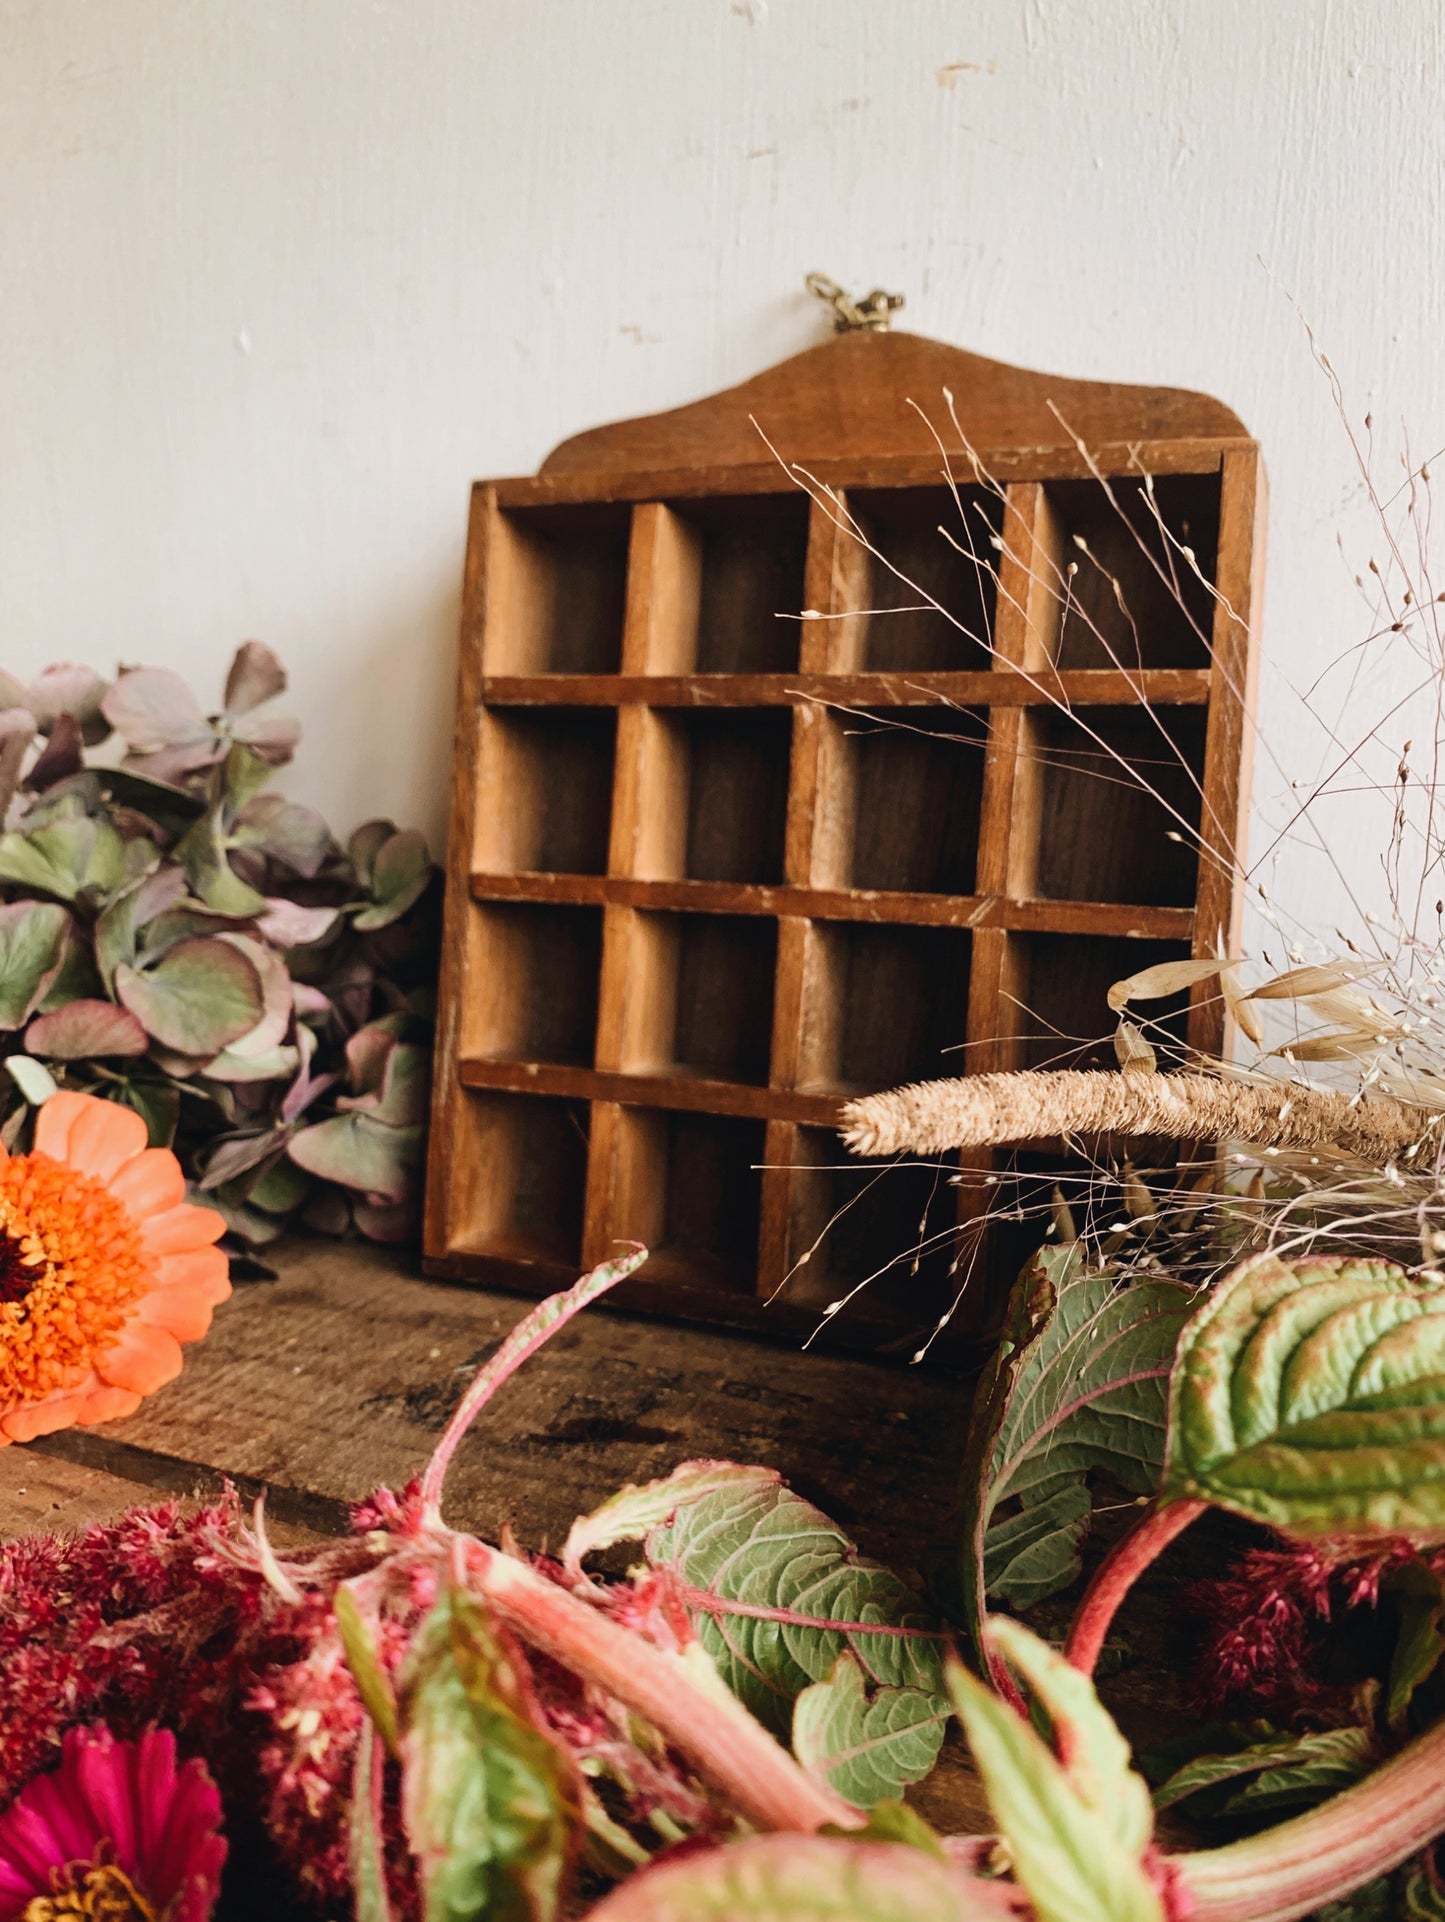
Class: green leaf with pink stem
660,1479,943,1729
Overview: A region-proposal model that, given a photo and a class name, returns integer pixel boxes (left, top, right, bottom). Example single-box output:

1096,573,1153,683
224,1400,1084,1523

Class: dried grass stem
841,1070,1429,1166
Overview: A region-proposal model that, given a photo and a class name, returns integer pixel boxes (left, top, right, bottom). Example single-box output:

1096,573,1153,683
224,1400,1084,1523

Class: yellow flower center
0,1151,149,1406
21,1861,156,1921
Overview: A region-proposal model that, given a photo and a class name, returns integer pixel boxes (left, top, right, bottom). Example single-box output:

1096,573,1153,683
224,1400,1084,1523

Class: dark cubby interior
800,922,971,1093
1010,934,1195,1071
459,1092,589,1265
836,706,988,894
670,494,809,674
468,903,602,1067
495,504,631,674
1045,475,1218,670
674,708,792,884
476,708,616,876
1032,705,1205,905
781,1128,960,1329
668,912,777,1084
623,1108,765,1292
847,485,1001,672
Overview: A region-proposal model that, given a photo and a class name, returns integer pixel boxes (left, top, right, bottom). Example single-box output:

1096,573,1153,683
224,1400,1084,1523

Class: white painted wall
2,0,1443,946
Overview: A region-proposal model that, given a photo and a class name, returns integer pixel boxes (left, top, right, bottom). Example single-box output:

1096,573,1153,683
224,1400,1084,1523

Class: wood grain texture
19,1239,965,1559
540,331,1248,475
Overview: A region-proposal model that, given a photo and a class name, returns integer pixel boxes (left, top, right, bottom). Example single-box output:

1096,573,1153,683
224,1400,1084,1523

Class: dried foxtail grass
840,1069,1431,1167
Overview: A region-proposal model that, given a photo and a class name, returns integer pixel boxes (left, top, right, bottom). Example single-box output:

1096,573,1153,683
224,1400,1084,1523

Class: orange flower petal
108,1147,187,1219
136,1284,222,1343
141,1203,228,1257
75,1383,143,1426
32,1089,93,1162
1,1386,98,1443
154,1246,232,1299
95,1321,184,1396
61,1099,149,1182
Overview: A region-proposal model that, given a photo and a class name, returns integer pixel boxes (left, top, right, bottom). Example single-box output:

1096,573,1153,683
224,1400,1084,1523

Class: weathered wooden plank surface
0,1450,162,1539
21,1239,968,1576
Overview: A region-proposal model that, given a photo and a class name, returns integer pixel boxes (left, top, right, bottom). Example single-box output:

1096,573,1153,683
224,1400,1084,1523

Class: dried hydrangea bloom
0,1092,230,1444
0,1724,226,1920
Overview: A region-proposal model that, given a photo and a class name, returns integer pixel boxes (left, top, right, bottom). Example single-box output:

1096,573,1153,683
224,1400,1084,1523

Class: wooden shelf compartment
1003,931,1196,1072
1041,474,1219,672
588,1102,768,1296
623,497,810,675
824,485,1002,673
770,1125,968,1337
473,708,616,877
1026,704,1208,908
793,920,973,1095
443,1090,591,1268
596,906,778,1086
482,503,632,675
615,706,793,885
810,704,989,895
462,902,604,1067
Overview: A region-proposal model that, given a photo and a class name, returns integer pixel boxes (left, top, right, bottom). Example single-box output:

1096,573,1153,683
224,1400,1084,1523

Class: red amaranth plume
1192,1536,1423,1715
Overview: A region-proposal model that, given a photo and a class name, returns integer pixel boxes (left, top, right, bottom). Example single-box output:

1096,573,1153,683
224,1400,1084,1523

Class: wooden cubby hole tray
426,329,1263,1352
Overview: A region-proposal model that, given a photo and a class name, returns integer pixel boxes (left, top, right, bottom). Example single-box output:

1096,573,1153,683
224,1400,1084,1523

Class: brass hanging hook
806,272,906,333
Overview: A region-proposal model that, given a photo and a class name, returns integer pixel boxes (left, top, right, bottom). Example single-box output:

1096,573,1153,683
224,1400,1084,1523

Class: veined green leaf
1163,1253,1445,1536
578,1833,1014,1920
793,1653,949,1809
631,1466,943,1735
1153,1725,1374,1813
398,1587,578,1922
562,1461,776,1579
960,1247,1189,1654
949,1621,1163,1922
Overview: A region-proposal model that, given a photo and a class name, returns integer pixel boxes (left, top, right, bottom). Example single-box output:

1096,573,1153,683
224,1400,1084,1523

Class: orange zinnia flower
0,1091,230,1446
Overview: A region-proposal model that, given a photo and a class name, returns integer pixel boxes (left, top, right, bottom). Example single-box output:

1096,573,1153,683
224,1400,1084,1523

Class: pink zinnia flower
0,1726,225,1921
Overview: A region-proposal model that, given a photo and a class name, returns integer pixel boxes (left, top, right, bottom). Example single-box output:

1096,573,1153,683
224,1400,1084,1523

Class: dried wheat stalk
840,1070,1434,1167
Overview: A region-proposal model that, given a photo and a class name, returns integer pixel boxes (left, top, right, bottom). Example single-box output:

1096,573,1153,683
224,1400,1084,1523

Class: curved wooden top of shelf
540,330,1253,477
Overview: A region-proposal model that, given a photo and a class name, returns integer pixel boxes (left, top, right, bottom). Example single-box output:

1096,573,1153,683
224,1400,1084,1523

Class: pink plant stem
462,1538,865,1836
1065,1498,1206,1676
420,1246,648,1522
1175,1711,1445,1921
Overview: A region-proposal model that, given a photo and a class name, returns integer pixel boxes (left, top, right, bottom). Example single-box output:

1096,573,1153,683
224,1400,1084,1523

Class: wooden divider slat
1189,445,1265,1059
479,668,1214,708
466,871,1195,937
459,1055,844,1127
